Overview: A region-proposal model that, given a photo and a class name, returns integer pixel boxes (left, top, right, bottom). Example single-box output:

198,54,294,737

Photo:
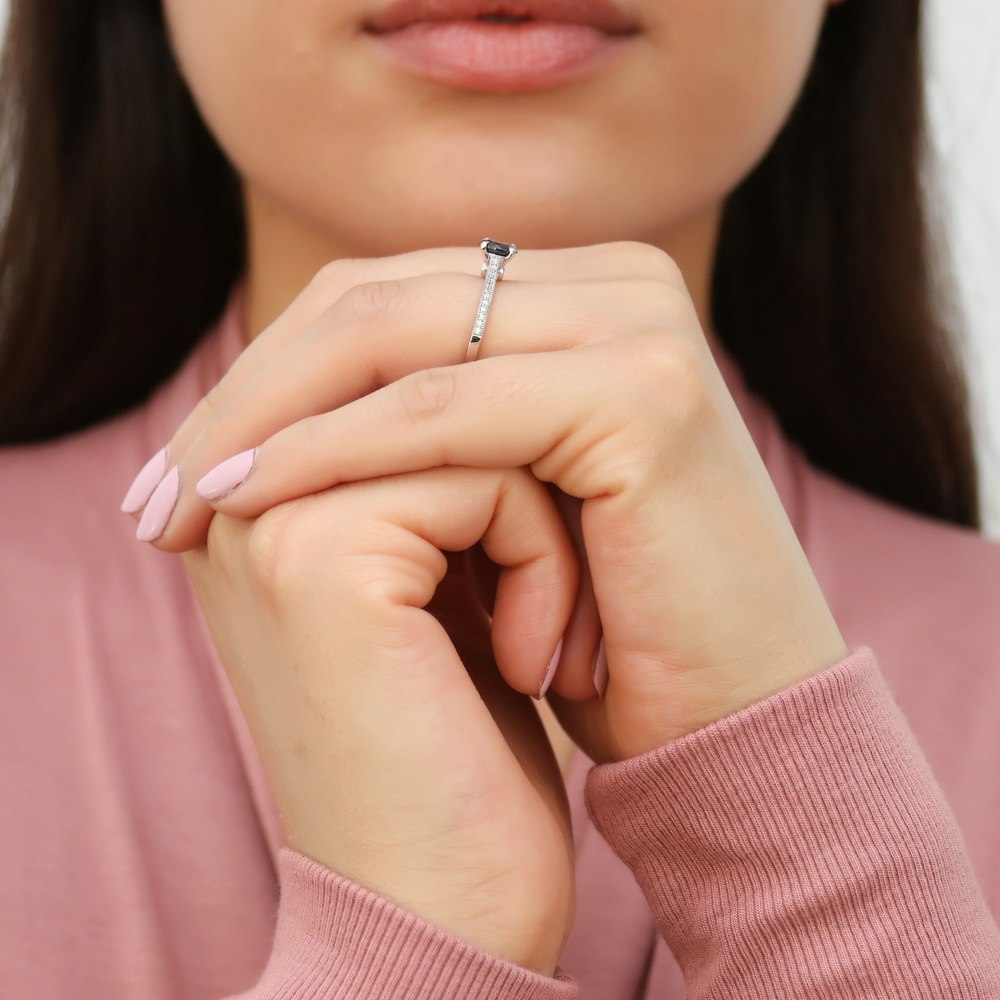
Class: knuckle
340,278,406,326
641,333,710,423
617,240,685,284
311,256,370,298
394,366,459,423
351,534,447,616
245,497,442,615
624,278,693,331
181,388,228,462
300,411,329,455
243,503,298,594
293,259,376,323
191,385,224,430
243,499,345,602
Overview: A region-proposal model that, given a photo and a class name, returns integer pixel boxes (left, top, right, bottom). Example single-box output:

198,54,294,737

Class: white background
1,2,997,536
925,1,1000,538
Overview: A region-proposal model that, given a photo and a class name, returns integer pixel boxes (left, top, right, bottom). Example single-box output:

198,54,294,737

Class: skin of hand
126,239,850,760
123,240,850,977
182,468,580,977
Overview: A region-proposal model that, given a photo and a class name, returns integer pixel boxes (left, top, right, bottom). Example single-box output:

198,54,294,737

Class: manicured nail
592,637,608,699
136,464,180,542
196,447,258,501
120,445,168,513
534,637,563,701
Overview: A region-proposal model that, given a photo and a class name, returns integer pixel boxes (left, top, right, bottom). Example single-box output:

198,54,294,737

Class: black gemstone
484,240,515,258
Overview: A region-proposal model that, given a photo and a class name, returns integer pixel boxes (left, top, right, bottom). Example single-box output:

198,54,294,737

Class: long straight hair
0,0,982,530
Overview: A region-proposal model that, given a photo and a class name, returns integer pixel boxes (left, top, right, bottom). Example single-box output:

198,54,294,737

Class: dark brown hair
0,0,982,529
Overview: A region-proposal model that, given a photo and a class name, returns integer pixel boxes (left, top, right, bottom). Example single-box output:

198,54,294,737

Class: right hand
180,463,580,977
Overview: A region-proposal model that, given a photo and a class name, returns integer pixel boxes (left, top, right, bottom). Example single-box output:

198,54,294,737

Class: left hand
182,469,581,975
127,241,849,763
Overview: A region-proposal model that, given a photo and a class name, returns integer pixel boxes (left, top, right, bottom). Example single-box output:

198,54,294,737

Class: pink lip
363,1,640,92
364,0,641,36
365,20,634,91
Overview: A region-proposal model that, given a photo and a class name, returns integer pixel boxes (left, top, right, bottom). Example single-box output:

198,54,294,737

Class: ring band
466,237,517,363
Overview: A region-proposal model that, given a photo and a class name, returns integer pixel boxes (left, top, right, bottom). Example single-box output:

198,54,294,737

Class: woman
1,0,998,996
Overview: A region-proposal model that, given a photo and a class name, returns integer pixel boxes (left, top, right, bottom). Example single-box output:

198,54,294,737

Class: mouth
362,0,641,91
363,0,642,37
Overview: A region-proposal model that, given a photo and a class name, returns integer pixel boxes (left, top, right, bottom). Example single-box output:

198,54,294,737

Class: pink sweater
2,275,999,998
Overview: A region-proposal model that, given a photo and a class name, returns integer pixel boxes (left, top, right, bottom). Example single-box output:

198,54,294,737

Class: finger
463,543,501,619
326,465,583,702
128,240,679,516
238,334,712,707
544,483,605,701
463,489,605,704
203,337,692,519
204,338,686,701
144,270,688,550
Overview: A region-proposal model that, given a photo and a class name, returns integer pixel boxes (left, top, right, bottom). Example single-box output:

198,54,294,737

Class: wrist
619,631,851,757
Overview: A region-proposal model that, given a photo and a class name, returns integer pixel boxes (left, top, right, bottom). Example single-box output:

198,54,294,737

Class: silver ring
466,237,517,363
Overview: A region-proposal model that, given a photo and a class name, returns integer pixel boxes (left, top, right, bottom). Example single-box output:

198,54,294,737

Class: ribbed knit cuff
583,645,1000,998
230,848,578,999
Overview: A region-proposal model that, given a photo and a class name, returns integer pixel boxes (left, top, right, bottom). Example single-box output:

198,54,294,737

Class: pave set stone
470,238,518,348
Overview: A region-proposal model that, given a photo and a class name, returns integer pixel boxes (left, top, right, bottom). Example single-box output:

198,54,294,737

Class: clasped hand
122,241,848,977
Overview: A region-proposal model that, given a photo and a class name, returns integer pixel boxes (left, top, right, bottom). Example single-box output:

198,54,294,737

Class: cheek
160,0,341,173
645,0,830,196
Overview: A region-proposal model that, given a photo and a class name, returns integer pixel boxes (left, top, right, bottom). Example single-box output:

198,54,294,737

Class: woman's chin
313,192,640,254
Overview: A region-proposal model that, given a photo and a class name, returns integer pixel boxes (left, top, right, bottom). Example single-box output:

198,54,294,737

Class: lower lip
366,21,633,91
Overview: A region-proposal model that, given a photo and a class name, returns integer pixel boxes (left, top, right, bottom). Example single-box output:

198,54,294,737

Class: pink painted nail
534,637,563,701
592,637,608,699
136,464,181,542
120,445,169,513
196,447,258,501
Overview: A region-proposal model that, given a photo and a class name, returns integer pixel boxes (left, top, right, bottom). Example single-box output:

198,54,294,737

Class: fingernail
592,637,608,699
534,637,563,701
196,447,258,501
120,445,169,513
136,464,180,542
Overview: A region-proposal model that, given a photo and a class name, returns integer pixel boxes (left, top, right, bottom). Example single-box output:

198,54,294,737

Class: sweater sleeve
223,848,579,999
583,645,1000,998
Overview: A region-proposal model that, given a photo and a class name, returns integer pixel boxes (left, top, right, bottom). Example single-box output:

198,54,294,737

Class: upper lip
363,0,641,35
